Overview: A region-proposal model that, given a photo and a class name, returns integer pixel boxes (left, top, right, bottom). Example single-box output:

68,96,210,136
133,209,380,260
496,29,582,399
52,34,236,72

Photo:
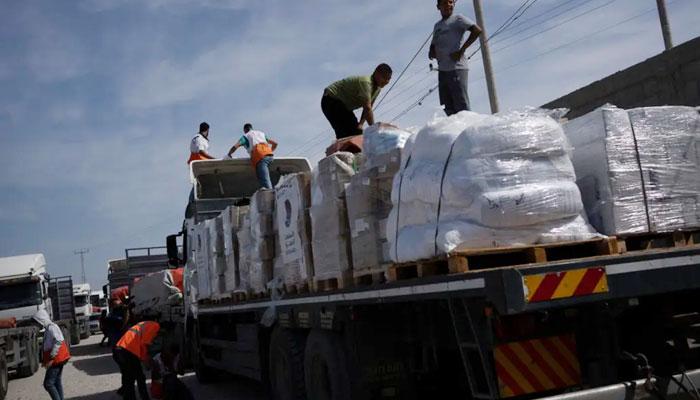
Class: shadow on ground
69,339,112,358
67,388,121,400
71,353,119,376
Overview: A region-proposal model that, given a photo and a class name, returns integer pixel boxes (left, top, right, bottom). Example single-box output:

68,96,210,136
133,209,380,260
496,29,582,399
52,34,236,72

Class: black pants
114,348,150,400
321,95,362,139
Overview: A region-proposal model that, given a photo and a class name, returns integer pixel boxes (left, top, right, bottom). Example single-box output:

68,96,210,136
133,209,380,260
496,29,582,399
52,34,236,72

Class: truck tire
16,333,39,378
193,324,217,384
60,326,71,349
303,330,351,400
0,349,8,400
70,324,81,345
269,326,307,400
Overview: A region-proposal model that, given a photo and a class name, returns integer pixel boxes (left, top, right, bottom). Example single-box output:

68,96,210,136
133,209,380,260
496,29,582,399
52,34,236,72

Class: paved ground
6,334,267,399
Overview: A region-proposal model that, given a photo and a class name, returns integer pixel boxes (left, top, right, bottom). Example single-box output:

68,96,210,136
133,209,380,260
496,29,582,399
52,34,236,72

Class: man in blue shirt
429,0,482,115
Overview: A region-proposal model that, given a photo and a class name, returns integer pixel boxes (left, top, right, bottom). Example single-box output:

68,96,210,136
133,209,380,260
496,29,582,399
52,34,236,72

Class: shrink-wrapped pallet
209,215,226,297
222,205,249,292
248,189,275,293
275,173,314,288
348,124,414,269
310,153,357,281
193,221,212,300
389,111,597,262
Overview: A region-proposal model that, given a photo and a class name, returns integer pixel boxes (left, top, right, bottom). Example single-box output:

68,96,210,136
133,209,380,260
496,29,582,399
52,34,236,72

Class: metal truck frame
166,159,700,400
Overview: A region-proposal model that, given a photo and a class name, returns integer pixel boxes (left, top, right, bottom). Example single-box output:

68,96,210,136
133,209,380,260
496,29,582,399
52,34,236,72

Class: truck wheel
16,333,39,378
193,324,217,384
60,326,71,349
304,330,351,400
269,326,307,400
0,349,8,400
70,324,81,345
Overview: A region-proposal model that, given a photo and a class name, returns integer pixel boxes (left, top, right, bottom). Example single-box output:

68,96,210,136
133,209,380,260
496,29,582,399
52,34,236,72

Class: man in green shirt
321,63,392,139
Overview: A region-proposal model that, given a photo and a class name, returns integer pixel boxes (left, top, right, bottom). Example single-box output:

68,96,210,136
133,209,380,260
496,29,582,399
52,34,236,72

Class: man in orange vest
114,320,161,400
33,310,71,400
226,123,279,189
187,122,216,164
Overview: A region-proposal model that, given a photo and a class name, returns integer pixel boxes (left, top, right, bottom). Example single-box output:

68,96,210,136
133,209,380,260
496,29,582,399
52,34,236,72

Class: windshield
74,295,89,307
90,294,100,306
0,282,43,311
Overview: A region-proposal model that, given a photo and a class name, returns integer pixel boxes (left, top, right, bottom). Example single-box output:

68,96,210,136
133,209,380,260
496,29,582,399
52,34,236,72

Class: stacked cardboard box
242,189,275,294
222,205,249,293
310,152,357,282
275,172,314,289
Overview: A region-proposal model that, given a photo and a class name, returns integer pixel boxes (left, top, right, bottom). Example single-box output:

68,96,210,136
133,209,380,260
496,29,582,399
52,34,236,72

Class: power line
374,32,434,111
467,0,541,59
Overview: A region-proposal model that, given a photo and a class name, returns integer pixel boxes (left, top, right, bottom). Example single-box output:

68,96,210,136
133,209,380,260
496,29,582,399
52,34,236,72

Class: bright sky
1,0,698,290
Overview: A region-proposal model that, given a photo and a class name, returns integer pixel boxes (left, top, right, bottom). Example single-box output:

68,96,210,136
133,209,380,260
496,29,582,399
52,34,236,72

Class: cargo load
347,124,413,270
564,105,700,235
310,152,357,282
209,215,226,297
275,172,314,289
193,220,213,299
389,110,597,263
222,205,249,292
131,268,184,315
245,189,276,294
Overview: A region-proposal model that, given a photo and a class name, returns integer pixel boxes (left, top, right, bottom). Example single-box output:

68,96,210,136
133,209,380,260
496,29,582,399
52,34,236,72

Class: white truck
0,254,51,399
89,290,106,334
73,283,92,339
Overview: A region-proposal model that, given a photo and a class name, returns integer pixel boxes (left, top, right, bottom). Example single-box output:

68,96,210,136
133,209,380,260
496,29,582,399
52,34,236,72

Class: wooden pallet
387,237,620,282
619,229,700,252
313,272,353,293
284,281,311,295
352,267,387,287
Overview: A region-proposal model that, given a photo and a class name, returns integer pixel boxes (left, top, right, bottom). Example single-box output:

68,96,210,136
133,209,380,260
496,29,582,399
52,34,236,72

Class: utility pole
655,0,673,50
74,248,89,284
473,0,499,114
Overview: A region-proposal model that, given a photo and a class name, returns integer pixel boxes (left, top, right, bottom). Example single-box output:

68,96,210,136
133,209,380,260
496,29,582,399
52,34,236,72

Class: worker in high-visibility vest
226,123,279,189
187,122,216,164
33,309,71,400
114,321,161,400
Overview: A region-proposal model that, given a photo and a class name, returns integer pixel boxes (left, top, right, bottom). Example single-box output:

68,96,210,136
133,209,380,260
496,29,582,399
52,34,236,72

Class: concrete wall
544,36,700,119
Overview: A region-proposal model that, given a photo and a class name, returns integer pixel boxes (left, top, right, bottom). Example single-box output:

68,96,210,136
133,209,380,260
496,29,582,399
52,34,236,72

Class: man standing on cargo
187,122,216,164
226,123,279,189
429,0,482,115
321,63,393,139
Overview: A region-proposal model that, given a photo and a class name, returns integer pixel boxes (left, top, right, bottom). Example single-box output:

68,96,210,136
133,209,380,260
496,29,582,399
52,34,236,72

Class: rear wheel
193,323,218,384
269,326,307,400
70,323,81,345
304,330,351,400
0,349,8,400
16,333,39,378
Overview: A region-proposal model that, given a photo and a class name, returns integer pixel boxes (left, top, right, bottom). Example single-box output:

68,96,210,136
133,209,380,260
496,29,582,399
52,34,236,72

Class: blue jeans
256,156,274,189
44,363,65,400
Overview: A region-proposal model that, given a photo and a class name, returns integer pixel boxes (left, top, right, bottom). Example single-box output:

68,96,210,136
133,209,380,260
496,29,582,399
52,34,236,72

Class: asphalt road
6,334,267,399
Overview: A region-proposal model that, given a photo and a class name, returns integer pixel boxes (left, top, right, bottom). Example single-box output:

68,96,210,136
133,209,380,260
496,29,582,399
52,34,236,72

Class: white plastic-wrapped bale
222,205,249,292
628,106,700,232
388,112,486,262
249,189,275,294
275,172,314,289
236,213,252,293
208,215,226,297
310,153,357,282
347,123,414,270
131,269,183,315
563,105,648,235
389,111,597,262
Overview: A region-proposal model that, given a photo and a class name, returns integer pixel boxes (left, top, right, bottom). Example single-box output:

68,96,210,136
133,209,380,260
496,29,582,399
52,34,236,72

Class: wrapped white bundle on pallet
222,205,249,292
628,106,700,232
248,189,275,293
236,213,252,293
193,220,212,299
563,105,648,235
564,105,700,235
275,172,314,288
389,111,597,262
347,124,414,270
310,153,357,281
209,215,226,297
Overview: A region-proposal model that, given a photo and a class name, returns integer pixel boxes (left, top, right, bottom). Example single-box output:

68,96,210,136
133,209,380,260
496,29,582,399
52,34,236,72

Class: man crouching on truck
33,310,71,400
114,320,160,400
226,123,279,189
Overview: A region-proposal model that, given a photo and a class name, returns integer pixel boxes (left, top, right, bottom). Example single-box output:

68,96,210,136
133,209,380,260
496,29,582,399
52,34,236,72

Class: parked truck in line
48,276,81,346
73,283,91,340
89,290,106,334
155,158,700,400
0,254,51,400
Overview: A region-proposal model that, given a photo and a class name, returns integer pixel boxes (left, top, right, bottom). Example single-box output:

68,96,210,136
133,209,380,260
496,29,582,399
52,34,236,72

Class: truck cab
72,283,91,339
0,254,52,323
89,290,105,334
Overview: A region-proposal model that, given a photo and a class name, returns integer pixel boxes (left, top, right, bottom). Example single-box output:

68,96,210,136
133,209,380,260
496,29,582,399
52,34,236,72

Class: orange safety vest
187,152,208,164
251,143,273,168
43,341,71,366
117,321,161,361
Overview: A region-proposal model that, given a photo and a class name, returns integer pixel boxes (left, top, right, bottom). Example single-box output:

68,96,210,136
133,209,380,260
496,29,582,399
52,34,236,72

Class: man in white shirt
227,123,278,189
187,122,215,164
